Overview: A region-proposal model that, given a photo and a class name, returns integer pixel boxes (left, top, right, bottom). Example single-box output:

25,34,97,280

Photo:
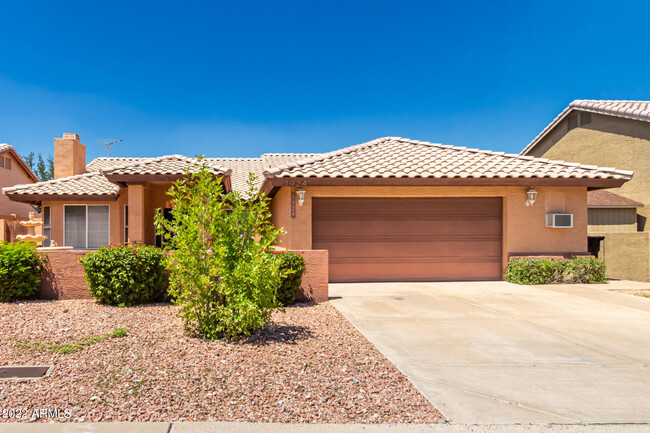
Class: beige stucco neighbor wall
529,113,650,224
0,151,37,218
271,185,588,273
591,232,650,281
526,112,650,281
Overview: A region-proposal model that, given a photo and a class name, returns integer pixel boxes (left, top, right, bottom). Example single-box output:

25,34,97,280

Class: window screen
65,206,87,249
64,205,109,249
42,206,51,248
88,206,110,249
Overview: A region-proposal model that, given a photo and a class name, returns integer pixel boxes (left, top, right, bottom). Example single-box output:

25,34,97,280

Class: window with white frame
124,205,129,243
42,206,51,247
64,205,109,249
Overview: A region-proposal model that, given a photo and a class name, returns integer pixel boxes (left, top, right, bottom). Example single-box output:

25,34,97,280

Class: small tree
22,152,54,181
154,158,283,340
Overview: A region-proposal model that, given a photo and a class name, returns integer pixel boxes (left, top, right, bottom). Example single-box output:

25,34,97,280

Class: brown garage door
312,197,502,282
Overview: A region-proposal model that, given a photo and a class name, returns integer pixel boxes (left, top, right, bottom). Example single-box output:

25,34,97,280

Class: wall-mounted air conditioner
546,213,573,228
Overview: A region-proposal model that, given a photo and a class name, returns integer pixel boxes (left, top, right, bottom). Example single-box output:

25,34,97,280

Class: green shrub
505,258,563,285
563,256,606,283
274,251,306,306
505,257,606,285
80,245,167,306
154,158,283,340
0,242,45,302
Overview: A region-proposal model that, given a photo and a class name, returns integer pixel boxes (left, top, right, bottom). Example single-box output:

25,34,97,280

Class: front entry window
155,208,173,248
64,205,110,249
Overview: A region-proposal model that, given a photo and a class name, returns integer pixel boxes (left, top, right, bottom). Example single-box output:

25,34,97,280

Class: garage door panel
313,197,502,215
313,220,502,237
330,262,503,282
315,240,502,258
312,197,503,282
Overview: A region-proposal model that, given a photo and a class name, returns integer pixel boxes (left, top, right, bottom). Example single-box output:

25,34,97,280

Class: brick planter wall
508,252,593,261
39,250,91,300
38,248,330,303
290,249,329,303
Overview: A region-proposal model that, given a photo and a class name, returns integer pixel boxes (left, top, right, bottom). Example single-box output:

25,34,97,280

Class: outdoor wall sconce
296,188,306,206
526,187,537,207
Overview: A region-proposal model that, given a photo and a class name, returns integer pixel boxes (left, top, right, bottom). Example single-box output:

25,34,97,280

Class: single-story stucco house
3,133,633,288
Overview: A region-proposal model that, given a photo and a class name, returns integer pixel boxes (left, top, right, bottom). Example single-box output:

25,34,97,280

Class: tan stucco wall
271,185,588,271
0,151,37,218
44,196,126,248
591,231,650,281
44,183,172,248
529,112,650,224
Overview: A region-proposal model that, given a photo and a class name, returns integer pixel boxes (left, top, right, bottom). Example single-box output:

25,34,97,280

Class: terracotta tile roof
522,99,650,155
207,158,266,194
86,157,152,171
588,190,643,208
261,153,322,167
86,154,319,194
101,155,230,176
5,138,633,201
2,172,121,197
265,137,634,181
208,154,321,193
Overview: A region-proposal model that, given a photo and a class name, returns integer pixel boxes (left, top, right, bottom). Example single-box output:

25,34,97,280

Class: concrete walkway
1,422,649,432
329,281,650,424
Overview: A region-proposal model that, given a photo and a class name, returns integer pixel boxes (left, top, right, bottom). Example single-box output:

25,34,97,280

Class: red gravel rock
0,300,444,424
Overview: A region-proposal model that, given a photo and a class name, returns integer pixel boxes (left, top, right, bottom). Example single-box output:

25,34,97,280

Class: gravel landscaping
615,289,650,299
0,300,444,424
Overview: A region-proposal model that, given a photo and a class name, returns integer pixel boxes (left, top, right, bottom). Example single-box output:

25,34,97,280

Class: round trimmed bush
80,245,168,306
0,241,45,302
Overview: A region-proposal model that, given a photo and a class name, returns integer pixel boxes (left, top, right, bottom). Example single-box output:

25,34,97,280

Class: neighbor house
0,143,39,241
3,133,632,286
521,100,650,280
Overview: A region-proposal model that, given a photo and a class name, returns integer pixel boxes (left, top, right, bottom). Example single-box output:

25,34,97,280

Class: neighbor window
64,205,109,249
0,155,11,169
42,206,51,248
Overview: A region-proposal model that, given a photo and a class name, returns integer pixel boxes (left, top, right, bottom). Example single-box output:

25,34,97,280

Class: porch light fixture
296,188,306,206
526,187,537,207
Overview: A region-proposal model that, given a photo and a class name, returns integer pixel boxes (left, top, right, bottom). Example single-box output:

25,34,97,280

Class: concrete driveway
329,281,650,424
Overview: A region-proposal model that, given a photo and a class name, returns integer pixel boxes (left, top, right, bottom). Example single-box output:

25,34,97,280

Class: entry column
127,184,146,245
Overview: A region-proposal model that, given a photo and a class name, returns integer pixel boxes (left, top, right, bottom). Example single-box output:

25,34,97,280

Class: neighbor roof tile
522,100,650,155
588,190,643,208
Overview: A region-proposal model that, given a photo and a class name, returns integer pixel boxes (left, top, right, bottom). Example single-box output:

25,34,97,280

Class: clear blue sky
2,1,649,161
